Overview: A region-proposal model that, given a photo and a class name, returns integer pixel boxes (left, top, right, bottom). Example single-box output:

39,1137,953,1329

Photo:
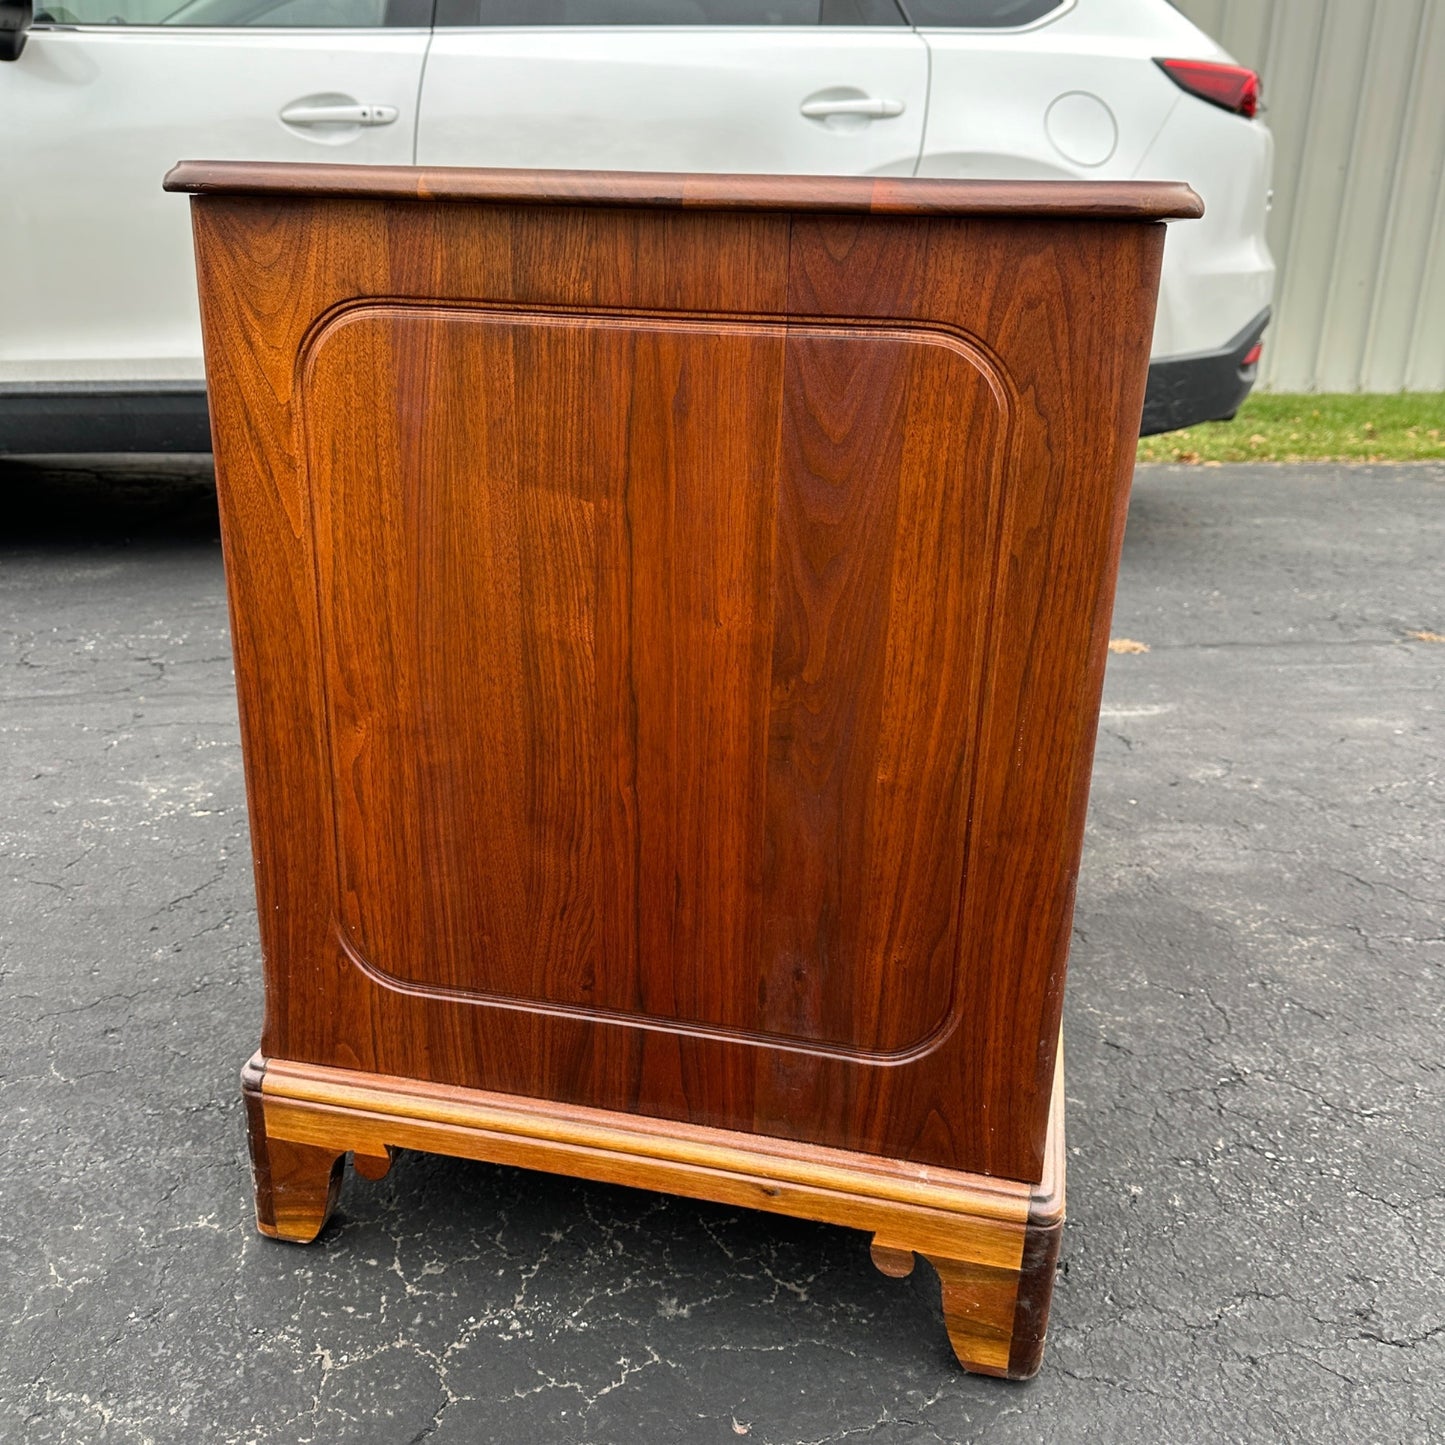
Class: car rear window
439,0,906,22
899,0,1064,26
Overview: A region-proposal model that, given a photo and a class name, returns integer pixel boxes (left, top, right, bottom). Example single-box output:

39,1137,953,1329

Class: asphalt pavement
2,458,1442,1444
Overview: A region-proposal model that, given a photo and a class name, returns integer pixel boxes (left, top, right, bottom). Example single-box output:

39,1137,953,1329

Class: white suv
0,0,1272,451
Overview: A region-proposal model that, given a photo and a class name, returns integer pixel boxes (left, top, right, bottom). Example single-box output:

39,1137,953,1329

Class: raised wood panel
305,304,1006,1057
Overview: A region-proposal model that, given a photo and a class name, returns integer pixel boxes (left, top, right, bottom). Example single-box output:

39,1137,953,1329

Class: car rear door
0,0,430,390
417,1,928,178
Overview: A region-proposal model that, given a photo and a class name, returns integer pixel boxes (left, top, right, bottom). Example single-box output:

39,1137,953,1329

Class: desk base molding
241,1052,1064,1379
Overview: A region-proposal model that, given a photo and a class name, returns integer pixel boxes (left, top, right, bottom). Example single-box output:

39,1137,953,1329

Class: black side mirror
0,1,33,61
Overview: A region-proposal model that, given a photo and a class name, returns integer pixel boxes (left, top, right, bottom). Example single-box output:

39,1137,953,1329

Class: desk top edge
164,161,1203,221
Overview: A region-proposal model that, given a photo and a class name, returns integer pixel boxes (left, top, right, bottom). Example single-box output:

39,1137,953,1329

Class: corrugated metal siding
1173,0,1445,391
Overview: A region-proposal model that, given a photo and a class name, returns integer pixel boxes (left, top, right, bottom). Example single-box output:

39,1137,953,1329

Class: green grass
1137,392,1445,464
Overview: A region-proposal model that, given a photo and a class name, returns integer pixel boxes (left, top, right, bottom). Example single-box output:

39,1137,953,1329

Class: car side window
899,0,1063,26
437,0,906,24
32,0,425,25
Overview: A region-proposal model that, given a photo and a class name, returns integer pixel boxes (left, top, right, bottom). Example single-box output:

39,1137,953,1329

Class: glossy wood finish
310,309,1001,1057
244,1047,1064,1377
241,1054,344,1244
166,160,1203,220
867,1049,1065,1377
174,162,1192,1374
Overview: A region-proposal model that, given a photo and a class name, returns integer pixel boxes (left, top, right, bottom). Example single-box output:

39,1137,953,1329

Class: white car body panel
418,29,929,177
0,0,1273,416
0,27,426,385
1133,86,1274,360
916,0,1274,360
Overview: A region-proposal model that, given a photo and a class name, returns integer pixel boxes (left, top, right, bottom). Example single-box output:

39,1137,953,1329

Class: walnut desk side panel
174,164,1194,1375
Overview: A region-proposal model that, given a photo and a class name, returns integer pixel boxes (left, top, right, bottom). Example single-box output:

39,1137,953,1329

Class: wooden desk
167,161,1200,1378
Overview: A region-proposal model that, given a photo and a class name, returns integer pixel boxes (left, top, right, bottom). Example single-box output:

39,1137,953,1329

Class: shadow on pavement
1,454,220,545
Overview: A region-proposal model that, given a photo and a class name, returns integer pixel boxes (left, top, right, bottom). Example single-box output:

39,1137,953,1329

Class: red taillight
1156,58,1260,119
1241,342,1263,368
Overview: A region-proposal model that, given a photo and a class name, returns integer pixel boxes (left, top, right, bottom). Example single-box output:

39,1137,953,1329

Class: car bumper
1140,308,1270,437
0,382,211,454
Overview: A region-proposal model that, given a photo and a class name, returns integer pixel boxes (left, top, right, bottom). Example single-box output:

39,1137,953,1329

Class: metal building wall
1173,0,1445,392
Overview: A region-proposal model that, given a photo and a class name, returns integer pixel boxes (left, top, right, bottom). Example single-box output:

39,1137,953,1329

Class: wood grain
178,162,1176,1373
305,307,1003,1063
184,183,1160,1180
867,1045,1065,1377
166,160,1202,221
241,1055,344,1244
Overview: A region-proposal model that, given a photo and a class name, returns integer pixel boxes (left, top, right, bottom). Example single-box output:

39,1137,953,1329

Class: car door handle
280,101,399,127
799,97,906,120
